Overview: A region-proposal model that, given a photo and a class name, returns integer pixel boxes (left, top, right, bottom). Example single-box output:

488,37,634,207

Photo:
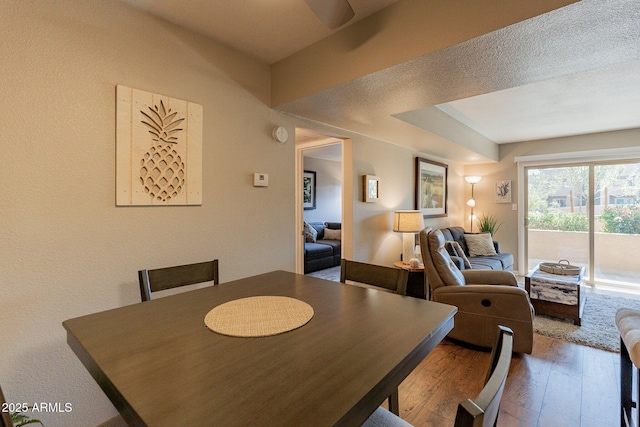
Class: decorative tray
539,260,581,275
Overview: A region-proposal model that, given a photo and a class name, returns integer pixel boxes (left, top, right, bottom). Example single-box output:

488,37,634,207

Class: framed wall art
363,175,380,203
116,85,203,206
303,170,316,210
496,180,512,203
415,157,448,218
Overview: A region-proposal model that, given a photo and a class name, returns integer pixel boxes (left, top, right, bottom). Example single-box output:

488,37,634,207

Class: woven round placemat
204,296,314,337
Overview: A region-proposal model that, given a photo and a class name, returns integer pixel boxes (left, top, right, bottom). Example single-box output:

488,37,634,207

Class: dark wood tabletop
63,270,456,426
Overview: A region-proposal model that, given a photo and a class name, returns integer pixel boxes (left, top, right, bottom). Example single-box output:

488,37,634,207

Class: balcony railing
528,229,640,285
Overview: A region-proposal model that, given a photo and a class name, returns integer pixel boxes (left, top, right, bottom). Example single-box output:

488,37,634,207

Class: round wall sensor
272,126,289,144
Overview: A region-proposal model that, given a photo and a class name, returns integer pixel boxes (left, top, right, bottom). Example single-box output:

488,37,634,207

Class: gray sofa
437,226,513,271
304,222,341,274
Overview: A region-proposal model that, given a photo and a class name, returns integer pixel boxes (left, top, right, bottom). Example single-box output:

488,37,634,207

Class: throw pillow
464,233,497,257
304,222,318,243
444,241,458,256
323,228,341,240
447,241,472,269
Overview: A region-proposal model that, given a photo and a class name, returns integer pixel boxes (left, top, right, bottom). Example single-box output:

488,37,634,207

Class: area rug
306,266,340,281
534,292,640,352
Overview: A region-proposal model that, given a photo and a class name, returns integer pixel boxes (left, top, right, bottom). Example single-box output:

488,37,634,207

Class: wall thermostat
253,173,269,187
272,126,288,144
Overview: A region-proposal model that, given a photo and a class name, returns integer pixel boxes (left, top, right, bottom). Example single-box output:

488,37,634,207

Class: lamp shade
393,210,425,232
465,176,482,184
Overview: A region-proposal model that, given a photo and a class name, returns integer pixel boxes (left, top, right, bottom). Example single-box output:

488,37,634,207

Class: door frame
517,148,640,284
295,137,353,274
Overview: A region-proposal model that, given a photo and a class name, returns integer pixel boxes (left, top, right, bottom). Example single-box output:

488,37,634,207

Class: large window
526,161,640,287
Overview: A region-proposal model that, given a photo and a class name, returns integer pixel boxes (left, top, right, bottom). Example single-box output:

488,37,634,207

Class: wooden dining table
63,270,456,426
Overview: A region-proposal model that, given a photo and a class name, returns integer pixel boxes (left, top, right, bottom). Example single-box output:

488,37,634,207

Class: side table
394,261,426,300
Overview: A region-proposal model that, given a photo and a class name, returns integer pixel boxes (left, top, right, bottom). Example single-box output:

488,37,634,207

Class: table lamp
393,210,425,264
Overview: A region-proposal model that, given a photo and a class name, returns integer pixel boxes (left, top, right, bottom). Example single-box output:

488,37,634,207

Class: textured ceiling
119,0,640,162
278,0,640,153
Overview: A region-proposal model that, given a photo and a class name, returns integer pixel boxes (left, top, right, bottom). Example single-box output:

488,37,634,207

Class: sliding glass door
526,165,590,278
594,162,640,285
526,160,640,288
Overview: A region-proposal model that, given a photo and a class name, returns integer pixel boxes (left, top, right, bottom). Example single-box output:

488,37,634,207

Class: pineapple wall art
116,85,203,206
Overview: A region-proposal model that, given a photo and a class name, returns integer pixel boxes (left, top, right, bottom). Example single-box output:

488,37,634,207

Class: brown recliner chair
419,227,534,353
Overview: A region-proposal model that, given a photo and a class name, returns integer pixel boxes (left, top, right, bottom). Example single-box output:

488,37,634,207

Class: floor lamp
465,176,482,232
393,210,425,264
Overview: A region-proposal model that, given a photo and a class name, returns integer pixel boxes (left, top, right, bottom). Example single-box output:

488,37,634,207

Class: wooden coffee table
525,265,586,325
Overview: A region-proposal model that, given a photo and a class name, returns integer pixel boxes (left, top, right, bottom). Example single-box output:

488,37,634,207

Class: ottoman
524,265,585,325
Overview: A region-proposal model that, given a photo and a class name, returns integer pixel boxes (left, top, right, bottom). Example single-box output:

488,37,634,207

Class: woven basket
539,259,581,275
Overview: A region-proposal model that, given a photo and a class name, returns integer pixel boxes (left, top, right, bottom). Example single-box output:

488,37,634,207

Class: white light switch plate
253,173,269,187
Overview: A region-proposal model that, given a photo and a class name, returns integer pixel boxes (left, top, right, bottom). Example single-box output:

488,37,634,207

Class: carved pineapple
139,100,185,202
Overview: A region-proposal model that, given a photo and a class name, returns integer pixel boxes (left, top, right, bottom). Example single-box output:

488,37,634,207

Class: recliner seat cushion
468,253,513,270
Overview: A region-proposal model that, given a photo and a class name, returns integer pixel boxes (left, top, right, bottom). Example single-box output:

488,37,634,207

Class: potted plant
11,412,43,426
478,214,501,236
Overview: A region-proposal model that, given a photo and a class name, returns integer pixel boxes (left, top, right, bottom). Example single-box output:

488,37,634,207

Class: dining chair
340,259,409,296
138,259,219,302
340,258,409,415
362,325,514,427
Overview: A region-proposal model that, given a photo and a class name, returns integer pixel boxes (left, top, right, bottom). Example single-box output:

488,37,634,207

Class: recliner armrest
461,270,518,286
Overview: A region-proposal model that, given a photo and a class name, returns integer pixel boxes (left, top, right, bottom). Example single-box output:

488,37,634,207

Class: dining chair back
340,258,409,415
0,384,12,427
340,259,409,296
138,259,219,302
361,326,513,427
454,325,513,427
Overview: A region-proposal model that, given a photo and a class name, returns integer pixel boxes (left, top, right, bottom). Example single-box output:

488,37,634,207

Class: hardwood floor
395,334,620,427
307,267,625,426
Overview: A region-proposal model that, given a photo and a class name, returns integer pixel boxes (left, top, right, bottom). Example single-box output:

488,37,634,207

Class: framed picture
303,170,316,210
363,175,380,203
415,157,448,218
496,180,512,203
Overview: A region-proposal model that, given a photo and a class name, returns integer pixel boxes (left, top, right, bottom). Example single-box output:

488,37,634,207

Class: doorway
294,128,353,275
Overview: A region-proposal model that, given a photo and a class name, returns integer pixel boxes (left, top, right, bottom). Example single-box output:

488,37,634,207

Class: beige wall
1,1,294,425
303,157,342,224
465,128,640,273
350,137,464,266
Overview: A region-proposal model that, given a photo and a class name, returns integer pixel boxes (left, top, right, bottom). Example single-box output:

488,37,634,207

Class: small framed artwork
415,157,448,218
495,180,512,203
303,170,316,210
363,175,380,203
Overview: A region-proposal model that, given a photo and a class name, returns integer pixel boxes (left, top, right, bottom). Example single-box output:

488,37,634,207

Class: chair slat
340,259,408,296
361,326,513,427
454,326,513,427
138,260,219,302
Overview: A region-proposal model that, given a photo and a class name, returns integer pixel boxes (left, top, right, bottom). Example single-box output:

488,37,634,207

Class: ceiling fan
304,0,355,29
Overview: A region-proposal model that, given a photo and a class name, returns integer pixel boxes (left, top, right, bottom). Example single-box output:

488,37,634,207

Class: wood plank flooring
306,267,625,426
395,335,620,427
